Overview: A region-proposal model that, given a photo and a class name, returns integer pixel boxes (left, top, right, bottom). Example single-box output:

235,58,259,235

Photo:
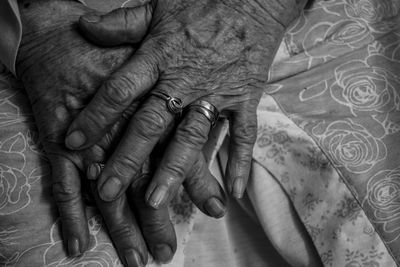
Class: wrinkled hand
16,1,226,266
16,0,148,263
66,0,308,208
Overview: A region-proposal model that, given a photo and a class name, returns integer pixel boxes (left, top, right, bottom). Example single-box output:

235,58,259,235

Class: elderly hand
16,0,149,262
65,0,308,208
16,1,226,265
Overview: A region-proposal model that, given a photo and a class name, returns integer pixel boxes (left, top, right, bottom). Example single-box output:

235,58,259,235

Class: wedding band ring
151,91,183,116
188,100,219,126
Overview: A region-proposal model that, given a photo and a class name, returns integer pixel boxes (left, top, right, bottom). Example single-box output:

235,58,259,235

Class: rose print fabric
258,0,400,265
252,95,396,266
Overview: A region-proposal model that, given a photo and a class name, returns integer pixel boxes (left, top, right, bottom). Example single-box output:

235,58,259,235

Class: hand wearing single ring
188,100,219,127
65,0,308,207
151,91,183,116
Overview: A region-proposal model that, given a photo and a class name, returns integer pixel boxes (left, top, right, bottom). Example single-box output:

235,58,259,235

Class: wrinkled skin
66,0,308,209
16,1,226,266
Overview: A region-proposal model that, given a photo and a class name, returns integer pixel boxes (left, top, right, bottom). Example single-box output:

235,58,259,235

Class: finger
128,165,177,264
65,50,159,150
96,96,176,202
184,153,227,218
84,104,139,186
79,5,153,46
84,112,133,180
78,110,148,266
50,156,90,257
95,102,140,152
92,182,148,267
225,103,258,199
122,0,151,8
145,108,212,209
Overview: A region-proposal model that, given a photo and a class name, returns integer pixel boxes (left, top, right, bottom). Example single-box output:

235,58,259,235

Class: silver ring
151,91,183,116
188,100,219,126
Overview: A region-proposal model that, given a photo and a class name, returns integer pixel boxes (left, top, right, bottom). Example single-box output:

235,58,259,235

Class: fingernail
204,197,226,218
152,244,173,263
232,178,245,199
100,177,122,201
65,130,86,149
124,249,144,267
147,185,169,209
87,164,101,180
68,237,81,257
82,14,101,23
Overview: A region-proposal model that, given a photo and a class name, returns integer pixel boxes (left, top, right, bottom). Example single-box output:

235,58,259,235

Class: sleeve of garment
0,0,87,76
0,0,22,75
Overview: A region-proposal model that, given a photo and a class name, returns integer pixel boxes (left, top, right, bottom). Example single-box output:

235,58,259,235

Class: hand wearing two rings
65,0,308,207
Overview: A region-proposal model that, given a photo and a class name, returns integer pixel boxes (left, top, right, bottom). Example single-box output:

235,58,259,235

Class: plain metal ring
188,100,219,126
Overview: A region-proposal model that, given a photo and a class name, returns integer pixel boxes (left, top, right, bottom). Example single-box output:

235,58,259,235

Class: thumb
79,5,153,46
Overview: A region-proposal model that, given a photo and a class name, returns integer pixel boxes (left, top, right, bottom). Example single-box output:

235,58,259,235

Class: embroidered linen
261,0,400,265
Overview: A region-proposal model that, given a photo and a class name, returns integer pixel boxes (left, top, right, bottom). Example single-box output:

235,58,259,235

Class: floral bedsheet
255,0,400,265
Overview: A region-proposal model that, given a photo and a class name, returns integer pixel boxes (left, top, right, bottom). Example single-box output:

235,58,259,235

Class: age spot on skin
236,27,246,41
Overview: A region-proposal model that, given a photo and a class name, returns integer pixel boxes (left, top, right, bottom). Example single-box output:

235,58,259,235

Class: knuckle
160,159,187,179
103,76,135,106
130,173,151,194
112,154,142,179
229,148,252,174
188,157,203,177
52,181,80,203
231,139,254,160
81,103,114,132
85,144,106,162
135,109,168,139
41,131,63,145
233,122,257,144
109,224,134,239
233,152,252,165
142,221,171,237
60,214,83,224
125,9,148,42
101,132,114,149
185,175,209,196
176,119,209,148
